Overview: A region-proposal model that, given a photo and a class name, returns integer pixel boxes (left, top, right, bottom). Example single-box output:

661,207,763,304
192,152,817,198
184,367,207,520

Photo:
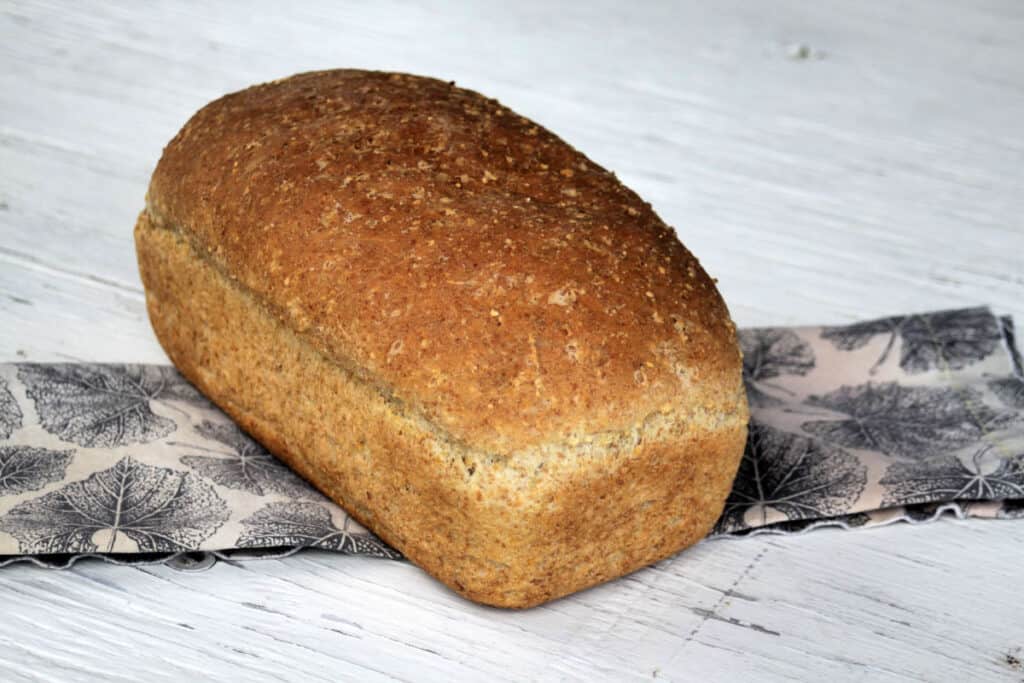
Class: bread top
147,69,744,454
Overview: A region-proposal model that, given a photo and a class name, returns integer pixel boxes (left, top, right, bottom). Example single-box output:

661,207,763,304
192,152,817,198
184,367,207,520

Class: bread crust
138,70,749,607
147,69,744,454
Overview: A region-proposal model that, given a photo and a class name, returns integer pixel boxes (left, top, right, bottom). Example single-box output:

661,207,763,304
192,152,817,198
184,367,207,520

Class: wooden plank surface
1,1,1023,680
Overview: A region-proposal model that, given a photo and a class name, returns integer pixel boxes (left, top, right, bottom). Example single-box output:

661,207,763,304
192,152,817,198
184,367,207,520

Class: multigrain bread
135,69,749,608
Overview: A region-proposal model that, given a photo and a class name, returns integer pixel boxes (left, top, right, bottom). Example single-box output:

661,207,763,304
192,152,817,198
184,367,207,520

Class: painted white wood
1,0,1023,680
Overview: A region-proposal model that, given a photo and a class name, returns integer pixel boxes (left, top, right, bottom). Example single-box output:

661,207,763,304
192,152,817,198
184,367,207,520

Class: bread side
136,210,748,607
146,69,745,455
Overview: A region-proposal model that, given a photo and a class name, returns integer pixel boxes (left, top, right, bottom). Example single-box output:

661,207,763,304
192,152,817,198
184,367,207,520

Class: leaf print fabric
716,423,866,531
178,421,312,497
713,307,1024,535
880,449,1024,507
0,377,21,440
0,363,403,564
820,307,1002,374
0,307,1021,566
0,457,229,553
739,329,815,407
802,383,1015,460
0,447,73,496
17,364,207,448
238,502,401,559
989,377,1024,410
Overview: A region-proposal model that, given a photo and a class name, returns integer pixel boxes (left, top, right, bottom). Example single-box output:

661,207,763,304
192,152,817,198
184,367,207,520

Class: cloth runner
0,307,1021,569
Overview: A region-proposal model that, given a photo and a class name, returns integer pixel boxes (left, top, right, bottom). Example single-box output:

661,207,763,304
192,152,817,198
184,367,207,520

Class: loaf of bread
135,69,749,608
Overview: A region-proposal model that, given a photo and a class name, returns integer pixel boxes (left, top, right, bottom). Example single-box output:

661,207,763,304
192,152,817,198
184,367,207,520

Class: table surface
2,1,1023,680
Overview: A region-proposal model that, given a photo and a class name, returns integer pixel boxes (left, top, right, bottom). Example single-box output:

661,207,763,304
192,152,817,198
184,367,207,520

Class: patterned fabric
717,307,1024,536
0,365,399,566
0,307,1021,568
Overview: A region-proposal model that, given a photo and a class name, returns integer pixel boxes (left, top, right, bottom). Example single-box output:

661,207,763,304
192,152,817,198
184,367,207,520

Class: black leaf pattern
820,308,1002,374
739,329,815,407
0,447,73,496
821,317,894,353
717,423,867,531
178,421,315,497
880,448,1024,506
237,501,401,559
0,376,22,440
802,382,1015,459
17,364,208,448
0,456,228,553
156,374,208,405
989,377,1024,410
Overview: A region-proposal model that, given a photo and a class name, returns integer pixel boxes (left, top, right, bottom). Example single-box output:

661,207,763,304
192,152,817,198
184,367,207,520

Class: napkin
0,307,1020,569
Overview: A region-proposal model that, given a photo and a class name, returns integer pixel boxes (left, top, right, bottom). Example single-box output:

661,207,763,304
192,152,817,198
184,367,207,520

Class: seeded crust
137,70,749,607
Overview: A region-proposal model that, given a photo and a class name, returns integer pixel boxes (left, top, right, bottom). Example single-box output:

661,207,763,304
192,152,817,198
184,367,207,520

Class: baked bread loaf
135,69,749,608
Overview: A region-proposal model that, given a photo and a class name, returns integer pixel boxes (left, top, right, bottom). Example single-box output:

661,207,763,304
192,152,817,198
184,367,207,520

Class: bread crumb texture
139,70,749,607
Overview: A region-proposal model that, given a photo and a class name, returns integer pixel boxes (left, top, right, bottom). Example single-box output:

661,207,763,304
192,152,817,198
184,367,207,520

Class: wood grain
1,0,1023,680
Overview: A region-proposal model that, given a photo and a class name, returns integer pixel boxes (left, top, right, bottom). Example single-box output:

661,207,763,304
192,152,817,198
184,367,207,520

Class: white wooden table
2,1,1023,680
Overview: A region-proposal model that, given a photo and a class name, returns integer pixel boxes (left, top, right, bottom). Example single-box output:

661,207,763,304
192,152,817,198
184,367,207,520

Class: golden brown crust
135,212,747,607
139,70,750,606
147,69,744,453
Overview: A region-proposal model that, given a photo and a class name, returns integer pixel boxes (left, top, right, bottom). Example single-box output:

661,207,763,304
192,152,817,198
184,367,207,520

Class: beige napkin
714,307,1023,536
0,307,1020,568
